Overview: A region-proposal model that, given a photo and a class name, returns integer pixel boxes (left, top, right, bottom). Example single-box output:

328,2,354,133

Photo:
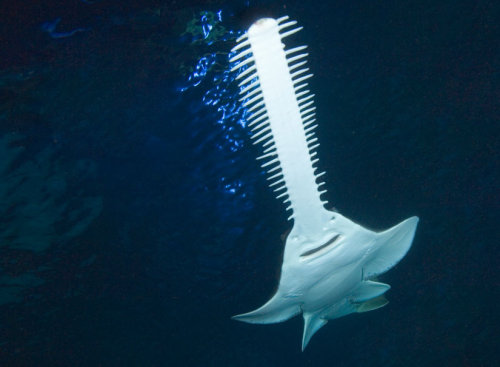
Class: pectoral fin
232,293,301,324
364,216,419,278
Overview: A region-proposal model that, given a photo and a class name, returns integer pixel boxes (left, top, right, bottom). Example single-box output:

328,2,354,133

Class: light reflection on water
178,10,252,194
176,10,260,292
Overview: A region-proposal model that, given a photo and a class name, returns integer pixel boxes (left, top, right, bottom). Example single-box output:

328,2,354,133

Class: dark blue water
0,1,498,366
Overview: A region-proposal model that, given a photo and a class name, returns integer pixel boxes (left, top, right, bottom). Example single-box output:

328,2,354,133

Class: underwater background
0,0,498,366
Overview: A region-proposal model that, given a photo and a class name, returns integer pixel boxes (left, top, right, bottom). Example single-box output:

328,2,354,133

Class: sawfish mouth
299,234,342,259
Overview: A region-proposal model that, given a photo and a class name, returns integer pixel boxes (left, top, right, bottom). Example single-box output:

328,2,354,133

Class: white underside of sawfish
229,16,418,351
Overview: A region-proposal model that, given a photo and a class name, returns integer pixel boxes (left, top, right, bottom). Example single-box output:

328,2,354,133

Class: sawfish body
229,17,418,350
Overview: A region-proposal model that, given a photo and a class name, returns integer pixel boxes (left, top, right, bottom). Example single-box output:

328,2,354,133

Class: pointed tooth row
269,177,285,187
238,72,259,87
291,68,309,79
231,39,250,54
251,125,271,139
267,164,281,173
261,157,279,168
247,100,265,113
309,143,320,152
277,15,290,24
247,106,266,118
299,101,314,111
267,171,283,181
257,150,277,160
285,45,308,55
287,53,308,64
239,86,262,101
315,171,326,179
230,47,253,63
236,32,248,43
276,191,288,199
302,112,316,121
307,137,319,145
302,109,316,117
250,120,270,132
304,124,318,134
231,56,254,72
289,61,308,72
278,20,298,31
295,90,310,99
263,144,276,153
281,27,303,39
240,80,260,95
272,183,287,194
298,93,314,105
317,181,326,188
247,113,268,127
305,132,315,140
301,107,316,117
303,118,317,128
253,132,273,145
293,74,314,85
235,64,257,80
311,158,319,165
273,184,287,193
262,138,275,147
294,83,309,93
317,178,328,188
243,94,263,107
247,112,266,126
247,107,267,127
303,118,317,129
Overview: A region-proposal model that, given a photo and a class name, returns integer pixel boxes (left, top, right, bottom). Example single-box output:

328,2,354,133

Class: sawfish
229,16,418,351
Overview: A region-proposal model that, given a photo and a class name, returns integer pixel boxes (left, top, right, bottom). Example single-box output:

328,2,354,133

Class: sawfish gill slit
230,16,329,225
